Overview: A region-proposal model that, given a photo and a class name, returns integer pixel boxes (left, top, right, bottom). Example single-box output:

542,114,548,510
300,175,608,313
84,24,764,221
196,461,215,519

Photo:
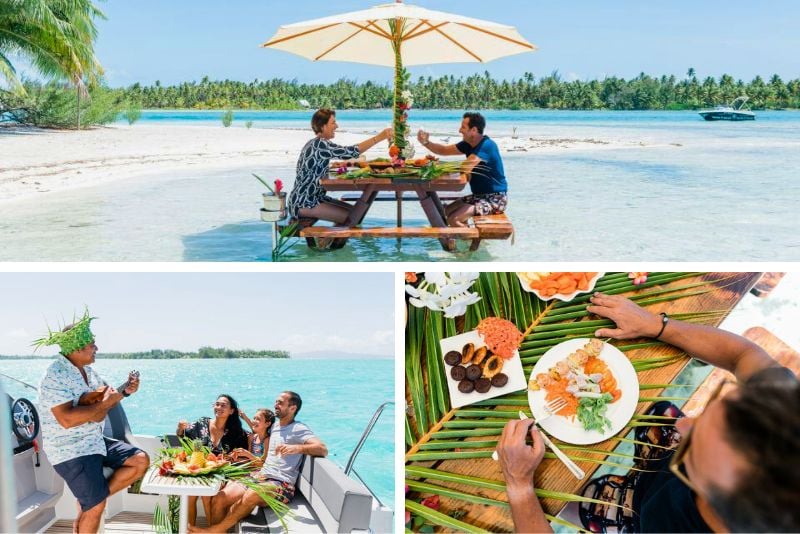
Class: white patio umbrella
262,0,536,151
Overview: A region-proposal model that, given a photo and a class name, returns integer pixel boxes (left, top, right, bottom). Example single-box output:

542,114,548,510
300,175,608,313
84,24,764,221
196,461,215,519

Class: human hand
586,292,662,339
417,129,430,145
274,443,303,456
381,127,393,141
177,420,190,434
238,408,248,419
124,374,139,395
102,386,123,404
78,385,107,405
497,419,545,492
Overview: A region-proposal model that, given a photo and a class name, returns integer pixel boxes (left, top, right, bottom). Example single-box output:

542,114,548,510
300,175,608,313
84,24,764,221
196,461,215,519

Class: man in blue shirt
417,112,507,227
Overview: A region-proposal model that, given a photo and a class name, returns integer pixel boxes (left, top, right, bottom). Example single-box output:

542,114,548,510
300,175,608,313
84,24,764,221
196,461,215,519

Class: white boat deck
45,511,209,533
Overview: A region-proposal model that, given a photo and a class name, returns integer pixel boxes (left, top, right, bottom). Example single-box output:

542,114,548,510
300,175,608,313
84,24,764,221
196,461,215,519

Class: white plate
527,338,639,445
516,272,605,302
440,330,527,409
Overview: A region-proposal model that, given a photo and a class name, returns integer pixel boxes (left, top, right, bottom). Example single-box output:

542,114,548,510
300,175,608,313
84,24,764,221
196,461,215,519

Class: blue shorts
53,438,142,512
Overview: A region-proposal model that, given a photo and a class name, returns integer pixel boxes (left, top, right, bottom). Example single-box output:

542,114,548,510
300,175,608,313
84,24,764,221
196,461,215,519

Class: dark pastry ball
458,379,475,393
490,373,509,388
450,365,467,381
444,351,462,366
474,377,491,393
465,364,482,381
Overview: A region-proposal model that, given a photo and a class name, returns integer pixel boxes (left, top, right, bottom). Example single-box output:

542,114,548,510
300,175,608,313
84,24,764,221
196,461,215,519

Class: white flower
405,272,481,317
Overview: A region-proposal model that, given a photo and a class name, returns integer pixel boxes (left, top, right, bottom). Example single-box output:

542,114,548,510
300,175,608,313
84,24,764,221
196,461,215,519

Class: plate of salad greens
527,338,638,444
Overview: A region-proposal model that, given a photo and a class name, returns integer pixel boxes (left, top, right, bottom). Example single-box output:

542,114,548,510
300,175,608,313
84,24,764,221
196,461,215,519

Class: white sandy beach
0,123,650,205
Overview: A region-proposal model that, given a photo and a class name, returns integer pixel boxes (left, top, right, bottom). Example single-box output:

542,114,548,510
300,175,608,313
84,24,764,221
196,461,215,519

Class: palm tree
0,0,105,127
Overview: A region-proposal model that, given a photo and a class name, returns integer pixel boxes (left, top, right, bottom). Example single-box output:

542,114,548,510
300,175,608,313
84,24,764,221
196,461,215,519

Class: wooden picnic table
317,173,469,251
404,272,762,532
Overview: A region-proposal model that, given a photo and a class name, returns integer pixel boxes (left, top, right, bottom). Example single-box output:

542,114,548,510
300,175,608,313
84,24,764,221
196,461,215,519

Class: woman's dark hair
256,408,275,436
463,112,486,134
709,370,800,532
217,394,245,438
311,108,335,134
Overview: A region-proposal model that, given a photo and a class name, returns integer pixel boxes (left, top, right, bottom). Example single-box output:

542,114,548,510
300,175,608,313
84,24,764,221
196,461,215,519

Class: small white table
140,466,222,533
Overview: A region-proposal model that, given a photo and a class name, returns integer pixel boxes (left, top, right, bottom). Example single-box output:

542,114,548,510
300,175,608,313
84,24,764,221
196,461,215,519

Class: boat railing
344,400,394,507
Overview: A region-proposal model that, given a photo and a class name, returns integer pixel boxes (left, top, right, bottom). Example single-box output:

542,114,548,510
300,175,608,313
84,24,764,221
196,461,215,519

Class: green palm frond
405,272,753,532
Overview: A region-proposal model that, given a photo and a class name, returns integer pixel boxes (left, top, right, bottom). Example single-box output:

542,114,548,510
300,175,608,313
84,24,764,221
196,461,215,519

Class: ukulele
78,370,140,405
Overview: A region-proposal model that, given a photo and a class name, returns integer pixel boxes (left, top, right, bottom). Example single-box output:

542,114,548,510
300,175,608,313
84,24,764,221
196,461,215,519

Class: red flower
421,495,440,511
405,273,417,283
405,510,411,524
274,179,283,193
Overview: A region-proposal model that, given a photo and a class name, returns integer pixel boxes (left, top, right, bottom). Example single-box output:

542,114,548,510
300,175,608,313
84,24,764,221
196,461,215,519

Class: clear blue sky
93,0,800,87
0,273,393,356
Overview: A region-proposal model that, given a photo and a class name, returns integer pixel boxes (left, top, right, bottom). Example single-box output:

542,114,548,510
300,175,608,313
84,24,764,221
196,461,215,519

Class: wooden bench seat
470,213,514,250
300,226,479,239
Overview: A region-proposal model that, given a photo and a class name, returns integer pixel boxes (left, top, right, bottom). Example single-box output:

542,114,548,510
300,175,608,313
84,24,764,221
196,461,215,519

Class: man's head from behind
274,391,303,422
677,372,799,532
460,112,486,144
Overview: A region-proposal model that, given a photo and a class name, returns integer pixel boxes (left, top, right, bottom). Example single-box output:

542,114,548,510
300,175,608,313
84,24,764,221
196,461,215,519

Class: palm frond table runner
404,272,760,532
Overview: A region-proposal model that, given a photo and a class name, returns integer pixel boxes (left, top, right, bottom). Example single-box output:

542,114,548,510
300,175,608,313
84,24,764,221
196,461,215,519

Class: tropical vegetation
0,0,107,127
0,347,290,359
115,70,800,111
405,272,753,532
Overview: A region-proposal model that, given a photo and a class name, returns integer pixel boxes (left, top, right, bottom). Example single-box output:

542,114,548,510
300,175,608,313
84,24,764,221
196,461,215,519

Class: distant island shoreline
0,347,289,360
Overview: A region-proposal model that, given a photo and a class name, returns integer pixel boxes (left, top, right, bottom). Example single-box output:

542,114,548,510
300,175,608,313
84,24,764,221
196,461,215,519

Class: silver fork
491,398,565,462
492,399,586,480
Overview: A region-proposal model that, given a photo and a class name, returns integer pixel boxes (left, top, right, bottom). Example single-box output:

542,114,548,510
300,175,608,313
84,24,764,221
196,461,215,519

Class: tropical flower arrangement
405,272,481,318
253,174,284,196
152,437,290,534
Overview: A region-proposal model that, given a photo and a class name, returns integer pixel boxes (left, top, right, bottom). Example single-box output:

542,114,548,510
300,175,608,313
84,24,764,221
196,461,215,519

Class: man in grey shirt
192,391,328,533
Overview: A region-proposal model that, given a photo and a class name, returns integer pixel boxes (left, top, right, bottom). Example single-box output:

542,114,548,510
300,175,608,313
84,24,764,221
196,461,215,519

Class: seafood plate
527,338,638,444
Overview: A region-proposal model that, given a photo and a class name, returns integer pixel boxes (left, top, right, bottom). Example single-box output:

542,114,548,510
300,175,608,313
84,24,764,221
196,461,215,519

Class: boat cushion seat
239,456,373,533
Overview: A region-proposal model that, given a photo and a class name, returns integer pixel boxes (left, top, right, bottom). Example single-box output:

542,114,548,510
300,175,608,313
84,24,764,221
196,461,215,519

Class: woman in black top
286,108,392,224
176,393,248,526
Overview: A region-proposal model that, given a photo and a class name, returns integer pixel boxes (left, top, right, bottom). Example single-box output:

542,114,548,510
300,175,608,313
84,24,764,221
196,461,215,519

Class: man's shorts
249,475,296,505
461,192,508,216
52,438,142,512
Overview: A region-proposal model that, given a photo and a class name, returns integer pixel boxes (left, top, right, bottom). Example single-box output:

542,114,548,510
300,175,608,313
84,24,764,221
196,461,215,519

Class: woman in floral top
286,108,392,224
176,393,248,526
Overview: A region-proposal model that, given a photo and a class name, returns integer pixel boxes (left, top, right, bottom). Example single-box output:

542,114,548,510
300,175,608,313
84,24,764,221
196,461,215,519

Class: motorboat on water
698,96,755,121
1,377,394,533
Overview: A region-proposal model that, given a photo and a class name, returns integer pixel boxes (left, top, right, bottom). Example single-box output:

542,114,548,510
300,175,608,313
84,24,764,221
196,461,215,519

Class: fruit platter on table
155,437,248,478
330,155,463,181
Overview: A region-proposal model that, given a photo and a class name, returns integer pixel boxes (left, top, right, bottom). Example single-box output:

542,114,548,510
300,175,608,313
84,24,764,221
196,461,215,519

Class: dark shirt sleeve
455,140,471,155
185,417,210,446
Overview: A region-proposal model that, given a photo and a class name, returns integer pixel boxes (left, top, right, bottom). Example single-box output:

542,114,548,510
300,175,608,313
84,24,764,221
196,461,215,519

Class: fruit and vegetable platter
155,438,241,477
330,155,462,181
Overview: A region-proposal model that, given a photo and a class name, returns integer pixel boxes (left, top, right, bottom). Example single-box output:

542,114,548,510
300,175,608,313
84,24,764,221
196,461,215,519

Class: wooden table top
404,272,761,532
321,173,468,192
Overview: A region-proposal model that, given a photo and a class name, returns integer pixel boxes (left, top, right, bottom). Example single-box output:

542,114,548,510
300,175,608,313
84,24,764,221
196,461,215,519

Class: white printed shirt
38,356,106,465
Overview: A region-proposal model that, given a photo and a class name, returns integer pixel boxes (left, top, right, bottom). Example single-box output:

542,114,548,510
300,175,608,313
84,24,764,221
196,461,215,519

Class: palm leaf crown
405,272,755,532
32,307,95,356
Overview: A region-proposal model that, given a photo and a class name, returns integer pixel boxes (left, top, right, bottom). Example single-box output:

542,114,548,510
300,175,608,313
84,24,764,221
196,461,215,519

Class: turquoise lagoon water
2,109,799,261
0,358,394,507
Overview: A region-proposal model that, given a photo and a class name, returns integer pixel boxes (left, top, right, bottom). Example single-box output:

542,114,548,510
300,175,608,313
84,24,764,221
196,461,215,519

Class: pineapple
189,440,206,468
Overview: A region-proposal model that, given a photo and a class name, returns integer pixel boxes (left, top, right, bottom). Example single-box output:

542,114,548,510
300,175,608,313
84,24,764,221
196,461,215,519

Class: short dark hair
284,390,302,415
311,108,335,134
462,112,486,134
709,371,800,531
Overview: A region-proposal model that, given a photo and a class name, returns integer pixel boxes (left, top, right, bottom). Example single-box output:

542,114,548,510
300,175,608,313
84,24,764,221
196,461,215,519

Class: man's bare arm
302,437,328,457
51,389,123,429
587,293,775,382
